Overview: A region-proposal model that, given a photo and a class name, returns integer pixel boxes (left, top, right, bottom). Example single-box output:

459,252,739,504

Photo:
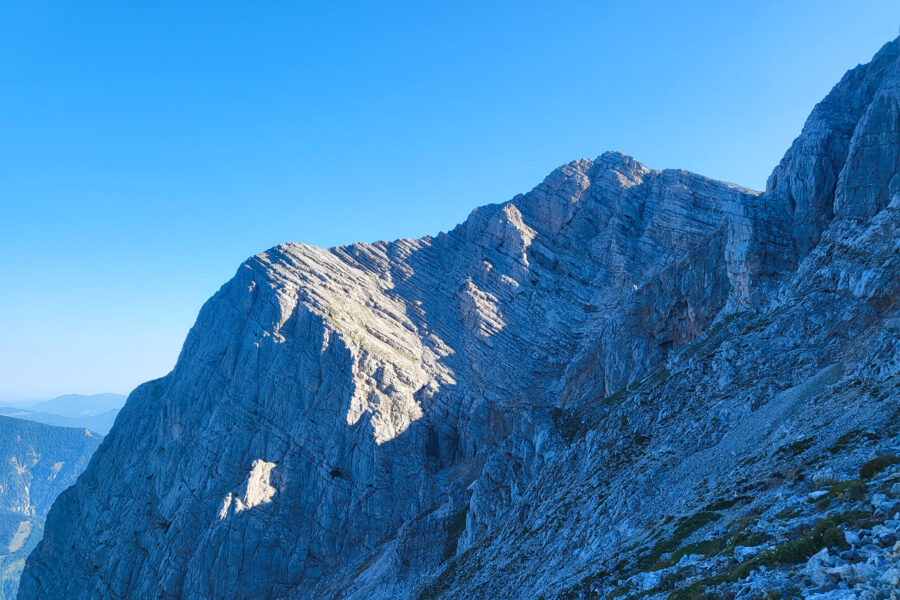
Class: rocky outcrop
19,38,900,600
0,416,101,599
767,37,900,254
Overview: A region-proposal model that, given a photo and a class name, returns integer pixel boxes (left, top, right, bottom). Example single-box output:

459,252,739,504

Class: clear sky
1,1,899,401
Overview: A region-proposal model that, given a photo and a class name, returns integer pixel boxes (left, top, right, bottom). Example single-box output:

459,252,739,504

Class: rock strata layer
19,38,900,600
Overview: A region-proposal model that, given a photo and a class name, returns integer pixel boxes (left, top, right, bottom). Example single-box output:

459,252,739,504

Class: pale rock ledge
218,459,276,520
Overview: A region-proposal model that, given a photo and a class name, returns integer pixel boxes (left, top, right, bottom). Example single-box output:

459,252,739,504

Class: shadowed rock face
18,39,900,600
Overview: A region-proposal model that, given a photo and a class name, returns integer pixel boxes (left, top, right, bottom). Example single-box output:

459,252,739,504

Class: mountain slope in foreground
20,39,900,600
0,417,100,599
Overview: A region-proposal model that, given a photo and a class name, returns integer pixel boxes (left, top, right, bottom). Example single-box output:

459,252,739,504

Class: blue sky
1,1,899,401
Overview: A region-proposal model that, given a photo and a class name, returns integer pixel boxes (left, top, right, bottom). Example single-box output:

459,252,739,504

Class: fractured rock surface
18,38,900,600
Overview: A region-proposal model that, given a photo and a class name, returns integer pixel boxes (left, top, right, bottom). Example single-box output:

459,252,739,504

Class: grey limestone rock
18,37,900,600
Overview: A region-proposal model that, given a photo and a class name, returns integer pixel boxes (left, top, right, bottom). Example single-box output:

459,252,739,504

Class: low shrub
859,454,900,479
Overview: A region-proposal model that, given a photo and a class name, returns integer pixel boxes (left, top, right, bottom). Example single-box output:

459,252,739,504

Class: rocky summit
18,38,900,600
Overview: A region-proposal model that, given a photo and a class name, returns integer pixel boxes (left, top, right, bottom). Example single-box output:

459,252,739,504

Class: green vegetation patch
648,513,769,573
550,407,588,444
859,454,900,479
640,511,722,569
776,437,815,457
726,509,870,579
774,506,801,520
828,429,880,454
820,479,866,502
667,509,874,600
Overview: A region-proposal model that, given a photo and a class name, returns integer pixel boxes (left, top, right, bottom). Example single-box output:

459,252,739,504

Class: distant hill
0,408,119,435
0,416,101,599
0,393,125,435
28,393,125,418
18,37,900,600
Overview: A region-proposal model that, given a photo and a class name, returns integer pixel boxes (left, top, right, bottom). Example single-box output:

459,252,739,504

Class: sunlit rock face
19,38,900,600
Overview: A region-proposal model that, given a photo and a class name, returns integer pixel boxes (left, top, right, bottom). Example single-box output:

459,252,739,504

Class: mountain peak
19,36,900,600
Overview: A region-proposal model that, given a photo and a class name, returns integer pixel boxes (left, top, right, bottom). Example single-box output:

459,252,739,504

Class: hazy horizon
0,392,127,407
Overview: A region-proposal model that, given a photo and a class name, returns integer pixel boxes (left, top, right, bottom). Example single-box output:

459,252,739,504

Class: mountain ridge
19,37,900,600
0,394,125,435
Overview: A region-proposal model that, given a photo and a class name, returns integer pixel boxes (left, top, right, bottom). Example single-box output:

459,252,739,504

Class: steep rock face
438,183,900,600
20,156,769,600
0,417,101,599
19,38,900,600
767,37,900,254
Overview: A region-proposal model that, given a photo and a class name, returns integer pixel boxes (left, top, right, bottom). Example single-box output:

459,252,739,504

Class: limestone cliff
19,38,900,600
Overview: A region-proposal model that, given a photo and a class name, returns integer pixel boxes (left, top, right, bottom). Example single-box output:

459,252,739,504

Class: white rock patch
219,459,277,520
